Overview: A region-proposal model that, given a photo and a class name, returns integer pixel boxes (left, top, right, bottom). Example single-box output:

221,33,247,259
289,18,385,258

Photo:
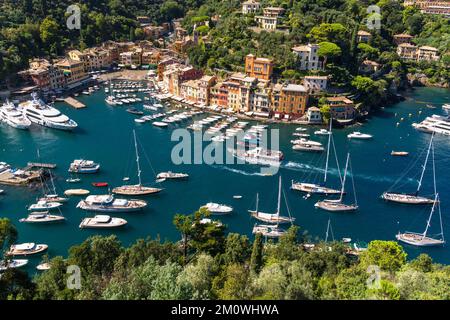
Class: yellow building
54,59,88,85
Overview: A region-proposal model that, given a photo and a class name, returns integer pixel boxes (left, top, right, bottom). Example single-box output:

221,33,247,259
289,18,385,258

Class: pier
25,162,57,170
64,97,86,109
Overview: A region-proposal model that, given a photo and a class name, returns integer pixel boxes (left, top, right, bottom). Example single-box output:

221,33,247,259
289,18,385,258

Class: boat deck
0,169,42,186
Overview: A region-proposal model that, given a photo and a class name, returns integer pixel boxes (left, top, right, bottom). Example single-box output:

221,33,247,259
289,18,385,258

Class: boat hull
6,244,48,256
291,183,342,195
396,233,445,247
112,185,162,195
77,200,147,212
314,201,358,212
381,192,435,205
249,210,295,224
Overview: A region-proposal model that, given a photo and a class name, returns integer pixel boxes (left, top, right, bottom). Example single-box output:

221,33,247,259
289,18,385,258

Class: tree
360,240,407,272
335,265,368,300
410,254,433,273
318,42,342,67
160,1,184,21
176,253,216,299
0,218,17,253
218,264,250,299
367,280,401,300
173,213,195,265
39,16,61,56
222,233,251,265
250,233,263,274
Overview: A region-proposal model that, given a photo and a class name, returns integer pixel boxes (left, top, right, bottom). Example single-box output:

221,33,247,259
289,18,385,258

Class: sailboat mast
339,153,350,202
276,176,282,216
256,193,259,214
325,219,330,242
50,171,56,194
133,130,142,186
422,193,439,239
417,133,434,194
324,119,332,183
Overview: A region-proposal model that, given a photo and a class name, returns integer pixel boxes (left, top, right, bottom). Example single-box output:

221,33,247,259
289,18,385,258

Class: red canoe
92,182,108,187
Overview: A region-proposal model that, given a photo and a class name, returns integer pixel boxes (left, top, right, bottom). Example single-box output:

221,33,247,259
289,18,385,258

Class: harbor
0,86,450,269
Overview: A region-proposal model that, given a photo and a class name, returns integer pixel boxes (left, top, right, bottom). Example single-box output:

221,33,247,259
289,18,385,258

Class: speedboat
36,262,51,271
292,144,325,152
92,182,108,187
79,215,127,229
0,259,29,271
291,138,322,146
201,202,233,215
29,200,63,211
314,129,331,135
21,93,77,130
68,159,100,173
153,121,168,127
347,132,373,139
295,127,307,132
77,194,147,212
20,212,65,223
126,108,144,115
232,147,284,166
0,100,31,129
6,243,48,256
156,172,189,180
442,103,450,113
66,177,81,183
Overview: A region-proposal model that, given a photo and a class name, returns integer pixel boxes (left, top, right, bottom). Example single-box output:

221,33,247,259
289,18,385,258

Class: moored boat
68,159,100,173
20,211,65,223
391,151,409,156
6,243,48,256
252,224,286,238
79,215,127,229
64,189,90,196
29,200,63,211
0,259,29,271
92,182,108,187
201,202,233,215
77,194,147,212
36,262,51,271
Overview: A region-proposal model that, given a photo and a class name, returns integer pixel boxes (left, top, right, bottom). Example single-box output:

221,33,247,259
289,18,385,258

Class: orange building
245,54,273,81
272,84,308,118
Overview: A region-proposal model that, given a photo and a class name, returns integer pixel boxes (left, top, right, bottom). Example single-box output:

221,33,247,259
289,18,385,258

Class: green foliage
0,218,17,252
360,240,407,272
250,233,263,274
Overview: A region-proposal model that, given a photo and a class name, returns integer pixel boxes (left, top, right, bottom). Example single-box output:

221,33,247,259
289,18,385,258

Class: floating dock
64,97,86,109
0,169,42,186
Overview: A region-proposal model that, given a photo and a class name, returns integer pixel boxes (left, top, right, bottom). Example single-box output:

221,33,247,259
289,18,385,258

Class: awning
253,111,270,118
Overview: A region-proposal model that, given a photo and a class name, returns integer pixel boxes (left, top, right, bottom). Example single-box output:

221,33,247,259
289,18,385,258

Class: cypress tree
250,233,263,274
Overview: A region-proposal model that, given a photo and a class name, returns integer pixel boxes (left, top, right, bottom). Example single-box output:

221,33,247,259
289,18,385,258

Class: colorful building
292,44,323,71
245,54,273,81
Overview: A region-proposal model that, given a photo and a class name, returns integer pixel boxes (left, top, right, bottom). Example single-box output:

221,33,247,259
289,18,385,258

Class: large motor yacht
0,100,31,129
21,93,78,131
412,114,450,136
77,194,147,213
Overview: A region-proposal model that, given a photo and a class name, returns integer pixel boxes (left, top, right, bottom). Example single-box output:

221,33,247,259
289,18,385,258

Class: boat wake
213,165,271,177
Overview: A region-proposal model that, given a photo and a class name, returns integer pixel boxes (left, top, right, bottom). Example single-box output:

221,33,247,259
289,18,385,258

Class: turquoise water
1,86,450,270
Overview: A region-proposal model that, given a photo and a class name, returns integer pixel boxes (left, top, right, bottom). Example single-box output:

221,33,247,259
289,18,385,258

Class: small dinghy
79,215,127,229
66,178,81,183
123,177,130,181
92,182,108,187
36,262,51,271
391,151,409,156
233,195,242,199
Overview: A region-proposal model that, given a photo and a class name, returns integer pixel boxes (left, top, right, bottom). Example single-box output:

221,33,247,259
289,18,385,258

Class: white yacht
0,100,31,129
6,243,48,256
21,93,78,130
77,194,147,212
201,202,233,215
252,224,286,238
68,159,100,173
20,212,65,223
442,103,450,113
28,200,63,211
314,129,331,135
79,215,127,229
412,115,450,136
347,132,373,139
232,147,284,166
156,171,189,180
0,259,29,271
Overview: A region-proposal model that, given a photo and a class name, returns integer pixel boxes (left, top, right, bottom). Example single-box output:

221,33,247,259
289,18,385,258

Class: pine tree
250,233,263,274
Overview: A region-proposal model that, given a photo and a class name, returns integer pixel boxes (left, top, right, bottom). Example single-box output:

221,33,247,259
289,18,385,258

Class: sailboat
249,176,295,224
315,153,358,212
381,133,436,205
112,130,162,195
396,193,445,246
291,120,342,195
38,170,68,203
